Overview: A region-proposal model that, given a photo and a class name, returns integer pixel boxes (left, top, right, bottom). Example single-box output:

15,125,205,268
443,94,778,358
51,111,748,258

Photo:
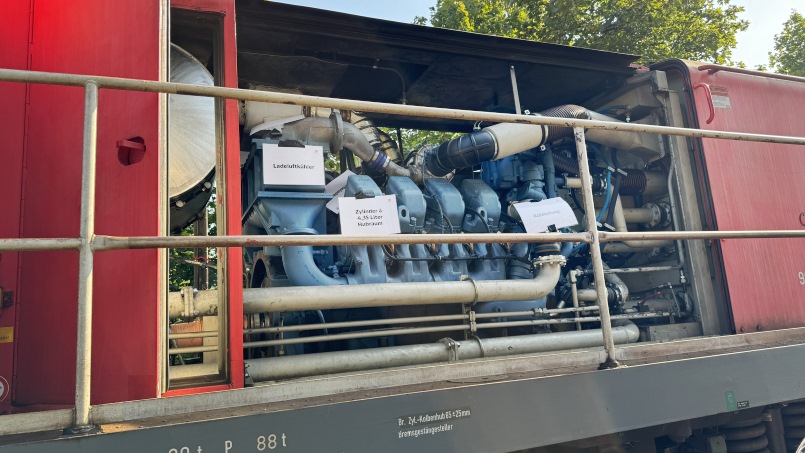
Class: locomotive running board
2,326,805,452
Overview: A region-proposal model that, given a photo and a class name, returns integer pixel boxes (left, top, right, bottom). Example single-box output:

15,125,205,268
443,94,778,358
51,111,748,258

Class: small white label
262,144,325,186
338,195,401,235
712,95,731,109
710,86,731,109
513,198,577,233
325,170,356,214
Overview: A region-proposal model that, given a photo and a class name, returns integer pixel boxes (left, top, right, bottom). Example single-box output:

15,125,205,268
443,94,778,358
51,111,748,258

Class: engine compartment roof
231,0,639,131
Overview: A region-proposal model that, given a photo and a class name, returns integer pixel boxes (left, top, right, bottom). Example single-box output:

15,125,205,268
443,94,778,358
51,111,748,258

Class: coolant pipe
245,320,639,381
165,254,560,315
667,166,686,268
576,268,629,305
282,246,347,286
278,116,413,180
426,104,660,177
541,149,557,199
603,197,673,250
242,255,565,314
595,207,656,224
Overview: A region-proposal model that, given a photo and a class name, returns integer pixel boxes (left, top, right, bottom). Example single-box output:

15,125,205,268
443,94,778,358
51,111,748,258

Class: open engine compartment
158,2,732,385
224,73,706,382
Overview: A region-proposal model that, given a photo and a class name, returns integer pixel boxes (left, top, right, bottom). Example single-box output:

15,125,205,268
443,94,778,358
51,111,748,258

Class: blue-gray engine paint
242,139,557,352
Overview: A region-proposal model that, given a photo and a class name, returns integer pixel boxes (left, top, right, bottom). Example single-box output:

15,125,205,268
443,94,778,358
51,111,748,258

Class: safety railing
1,67,805,433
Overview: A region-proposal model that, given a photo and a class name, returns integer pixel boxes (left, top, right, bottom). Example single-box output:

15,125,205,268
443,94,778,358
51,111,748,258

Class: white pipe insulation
485,109,661,161
246,320,640,381
168,255,566,318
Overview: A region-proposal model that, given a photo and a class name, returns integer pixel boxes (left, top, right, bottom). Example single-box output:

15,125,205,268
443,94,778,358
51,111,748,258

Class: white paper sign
512,198,578,233
338,195,401,235
262,144,325,186
324,170,356,214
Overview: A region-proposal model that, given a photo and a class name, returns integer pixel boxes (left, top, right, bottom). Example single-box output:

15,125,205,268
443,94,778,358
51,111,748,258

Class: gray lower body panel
6,343,805,453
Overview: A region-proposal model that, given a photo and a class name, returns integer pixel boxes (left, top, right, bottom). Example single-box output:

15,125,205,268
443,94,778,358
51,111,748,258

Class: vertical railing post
573,127,620,369
70,82,100,433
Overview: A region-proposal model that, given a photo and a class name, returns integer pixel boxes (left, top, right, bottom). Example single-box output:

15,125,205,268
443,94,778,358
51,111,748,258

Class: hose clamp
439,338,461,362
181,286,195,318
366,151,389,174
460,275,480,306
534,255,567,267
471,335,485,358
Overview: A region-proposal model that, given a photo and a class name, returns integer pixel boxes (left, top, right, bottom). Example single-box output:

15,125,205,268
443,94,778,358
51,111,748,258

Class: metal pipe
609,196,673,249
168,345,219,355
698,64,805,84
583,266,679,275
2,68,805,147
244,313,660,348
279,116,412,180
603,265,629,305
281,246,347,286
168,331,219,340
569,270,582,330
667,165,687,270
245,325,469,348
573,127,620,368
244,307,601,335
92,232,589,252
571,267,633,310
167,256,563,317
0,238,83,251
242,255,564,314
608,207,656,224
245,320,640,381
563,177,583,189
577,288,599,302
167,289,219,318
73,82,99,432
475,306,600,317
600,242,648,253
600,230,805,241
479,313,666,330
595,206,656,224
509,65,522,115
245,314,469,334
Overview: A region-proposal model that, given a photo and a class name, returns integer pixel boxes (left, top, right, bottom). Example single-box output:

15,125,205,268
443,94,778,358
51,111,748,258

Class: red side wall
689,66,805,333
0,0,32,415
9,0,161,406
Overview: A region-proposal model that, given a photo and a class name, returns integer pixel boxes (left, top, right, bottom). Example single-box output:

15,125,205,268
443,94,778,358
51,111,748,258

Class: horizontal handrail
2,68,805,146
599,230,805,241
0,238,83,251
2,229,804,253
698,64,805,84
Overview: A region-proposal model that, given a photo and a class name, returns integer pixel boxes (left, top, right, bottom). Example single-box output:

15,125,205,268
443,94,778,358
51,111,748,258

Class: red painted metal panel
0,0,32,415
689,65,805,333
14,0,161,406
220,1,245,392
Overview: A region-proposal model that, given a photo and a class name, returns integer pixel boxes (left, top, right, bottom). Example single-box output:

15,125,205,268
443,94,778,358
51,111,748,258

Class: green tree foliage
769,10,805,76
169,229,196,292
394,129,460,159
169,191,218,292
415,0,748,64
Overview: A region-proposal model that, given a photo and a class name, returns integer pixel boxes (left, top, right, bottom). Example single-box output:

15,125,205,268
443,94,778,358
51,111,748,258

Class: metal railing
2,67,805,432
